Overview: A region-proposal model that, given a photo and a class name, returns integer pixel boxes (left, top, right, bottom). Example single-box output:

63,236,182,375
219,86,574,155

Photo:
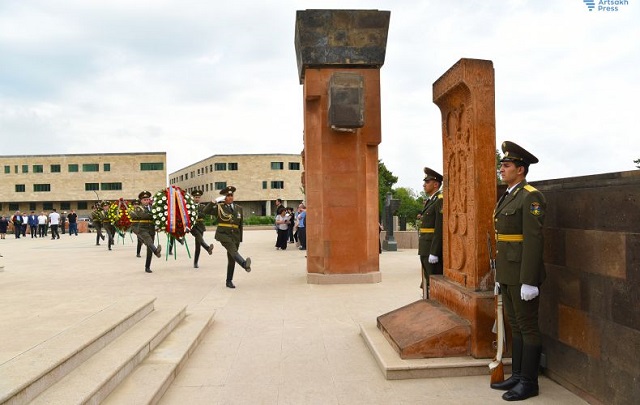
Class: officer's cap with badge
191,190,203,197
138,190,152,200
423,167,443,183
500,141,539,166
219,186,236,196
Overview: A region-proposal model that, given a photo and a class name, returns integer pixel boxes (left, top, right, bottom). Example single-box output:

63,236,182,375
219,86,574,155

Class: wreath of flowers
106,198,133,232
151,186,198,238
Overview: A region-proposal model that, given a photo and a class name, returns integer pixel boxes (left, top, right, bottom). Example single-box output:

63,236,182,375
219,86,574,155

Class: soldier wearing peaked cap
211,186,252,288
99,201,116,251
491,141,546,401
189,189,215,268
417,167,444,299
130,190,162,273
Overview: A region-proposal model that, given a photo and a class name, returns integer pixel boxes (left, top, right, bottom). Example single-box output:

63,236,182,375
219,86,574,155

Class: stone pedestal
295,10,390,284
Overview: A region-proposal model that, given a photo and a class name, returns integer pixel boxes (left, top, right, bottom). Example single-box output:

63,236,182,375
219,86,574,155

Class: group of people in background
0,209,78,240
274,199,306,251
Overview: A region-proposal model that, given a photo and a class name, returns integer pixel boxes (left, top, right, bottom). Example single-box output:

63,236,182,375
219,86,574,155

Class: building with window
0,152,166,217
169,154,304,216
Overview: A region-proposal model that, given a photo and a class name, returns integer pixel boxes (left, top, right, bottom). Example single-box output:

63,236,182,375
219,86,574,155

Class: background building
169,153,304,216
0,152,166,218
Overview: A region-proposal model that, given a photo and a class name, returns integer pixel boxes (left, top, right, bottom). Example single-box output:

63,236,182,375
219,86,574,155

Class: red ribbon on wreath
166,186,192,237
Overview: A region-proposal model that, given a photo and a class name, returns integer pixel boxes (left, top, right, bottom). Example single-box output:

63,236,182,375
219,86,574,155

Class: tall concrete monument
294,9,390,284
377,59,498,359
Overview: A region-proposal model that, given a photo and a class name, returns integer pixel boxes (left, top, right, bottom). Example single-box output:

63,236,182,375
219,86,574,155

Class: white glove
428,254,438,264
494,282,500,295
215,196,225,203
521,284,539,301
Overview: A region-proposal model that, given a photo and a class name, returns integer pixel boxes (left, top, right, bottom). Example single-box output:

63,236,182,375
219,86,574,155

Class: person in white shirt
37,212,47,237
48,209,61,239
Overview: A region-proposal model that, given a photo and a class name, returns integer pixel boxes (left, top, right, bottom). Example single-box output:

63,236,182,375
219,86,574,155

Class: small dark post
382,192,400,251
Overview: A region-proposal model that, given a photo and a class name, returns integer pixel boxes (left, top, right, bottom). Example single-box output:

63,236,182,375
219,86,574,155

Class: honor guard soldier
417,167,444,299
491,141,546,401
212,186,251,288
101,202,116,251
130,191,162,273
91,202,106,245
190,190,215,268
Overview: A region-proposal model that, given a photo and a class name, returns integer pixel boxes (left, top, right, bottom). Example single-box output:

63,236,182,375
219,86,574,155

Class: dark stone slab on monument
294,9,390,83
377,300,470,359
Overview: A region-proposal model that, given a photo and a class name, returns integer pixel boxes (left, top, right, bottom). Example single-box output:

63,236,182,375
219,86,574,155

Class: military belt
217,223,239,229
196,219,205,222
131,220,153,223
419,228,435,234
496,234,524,242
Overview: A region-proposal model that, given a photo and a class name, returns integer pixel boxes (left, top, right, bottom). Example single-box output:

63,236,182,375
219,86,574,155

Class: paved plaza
0,230,587,404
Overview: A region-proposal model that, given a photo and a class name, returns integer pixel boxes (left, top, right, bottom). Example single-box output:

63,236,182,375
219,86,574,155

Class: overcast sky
1,0,638,191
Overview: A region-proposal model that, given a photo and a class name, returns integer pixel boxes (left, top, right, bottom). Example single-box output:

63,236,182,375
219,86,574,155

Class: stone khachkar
377,59,498,359
294,9,390,284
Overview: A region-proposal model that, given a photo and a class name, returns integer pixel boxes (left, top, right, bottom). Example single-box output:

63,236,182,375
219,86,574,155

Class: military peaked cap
500,141,539,165
138,190,152,200
423,167,443,183
219,186,236,196
191,190,203,197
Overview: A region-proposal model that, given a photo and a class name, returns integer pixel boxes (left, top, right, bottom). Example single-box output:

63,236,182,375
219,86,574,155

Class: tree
496,149,504,184
393,187,423,229
634,158,640,169
378,160,398,215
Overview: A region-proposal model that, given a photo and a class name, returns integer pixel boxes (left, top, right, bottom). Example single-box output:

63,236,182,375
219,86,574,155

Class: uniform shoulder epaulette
523,185,538,193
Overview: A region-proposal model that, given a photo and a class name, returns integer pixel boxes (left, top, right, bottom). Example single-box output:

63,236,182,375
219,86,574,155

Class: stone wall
532,170,639,405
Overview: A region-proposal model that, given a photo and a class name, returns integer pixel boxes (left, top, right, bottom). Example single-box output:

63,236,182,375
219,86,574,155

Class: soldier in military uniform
417,167,444,299
211,186,251,288
101,202,116,251
130,191,162,273
190,190,215,268
91,202,106,246
491,141,546,401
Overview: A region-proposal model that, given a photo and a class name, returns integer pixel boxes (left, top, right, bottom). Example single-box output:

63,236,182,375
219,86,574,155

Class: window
214,163,227,171
22,165,28,173
33,165,43,173
60,202,70,210
77,201,88,210
15,184,25,192
9,203,19,211
33,184,51,192
289,162,300,170
103,163,111,172
271,162,284,170
29,202,37,211
68,164,79,172
51,164,61,173
262,181,267,189
271,181,284,189
82,163,99,172
14,165,18,173
101,182,122,191
140,162,164,171
43,202,53,210
85,183,99,191
4,166,9,174
205,184,209,192
229,162,238,171
214,182,227,190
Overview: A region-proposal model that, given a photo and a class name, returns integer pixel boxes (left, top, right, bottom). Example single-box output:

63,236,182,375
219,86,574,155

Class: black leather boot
502,345,541,401
233,252,251,272
492,336,523,390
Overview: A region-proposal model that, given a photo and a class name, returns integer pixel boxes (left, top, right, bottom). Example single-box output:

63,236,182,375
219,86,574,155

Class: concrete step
102,306,215,405
29,304,187,405
0,297,156,405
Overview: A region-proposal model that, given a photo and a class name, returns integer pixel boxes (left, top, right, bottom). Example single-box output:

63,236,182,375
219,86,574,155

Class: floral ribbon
166,186,191,234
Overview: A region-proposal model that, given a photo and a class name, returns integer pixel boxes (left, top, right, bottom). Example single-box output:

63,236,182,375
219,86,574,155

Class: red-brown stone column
294,10,390,284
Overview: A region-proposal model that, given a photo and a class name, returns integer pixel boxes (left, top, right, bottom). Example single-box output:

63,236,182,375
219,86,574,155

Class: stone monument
377,58,498,359
294,9,390,284
382,192,399,252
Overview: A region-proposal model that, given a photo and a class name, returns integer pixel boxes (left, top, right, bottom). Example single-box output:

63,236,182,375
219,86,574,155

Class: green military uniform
212,186,251,288
100,202,116,251
190,190,215,268
130,191,162,273
91,204,106,245
491,141,546,401
418,167,444,299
